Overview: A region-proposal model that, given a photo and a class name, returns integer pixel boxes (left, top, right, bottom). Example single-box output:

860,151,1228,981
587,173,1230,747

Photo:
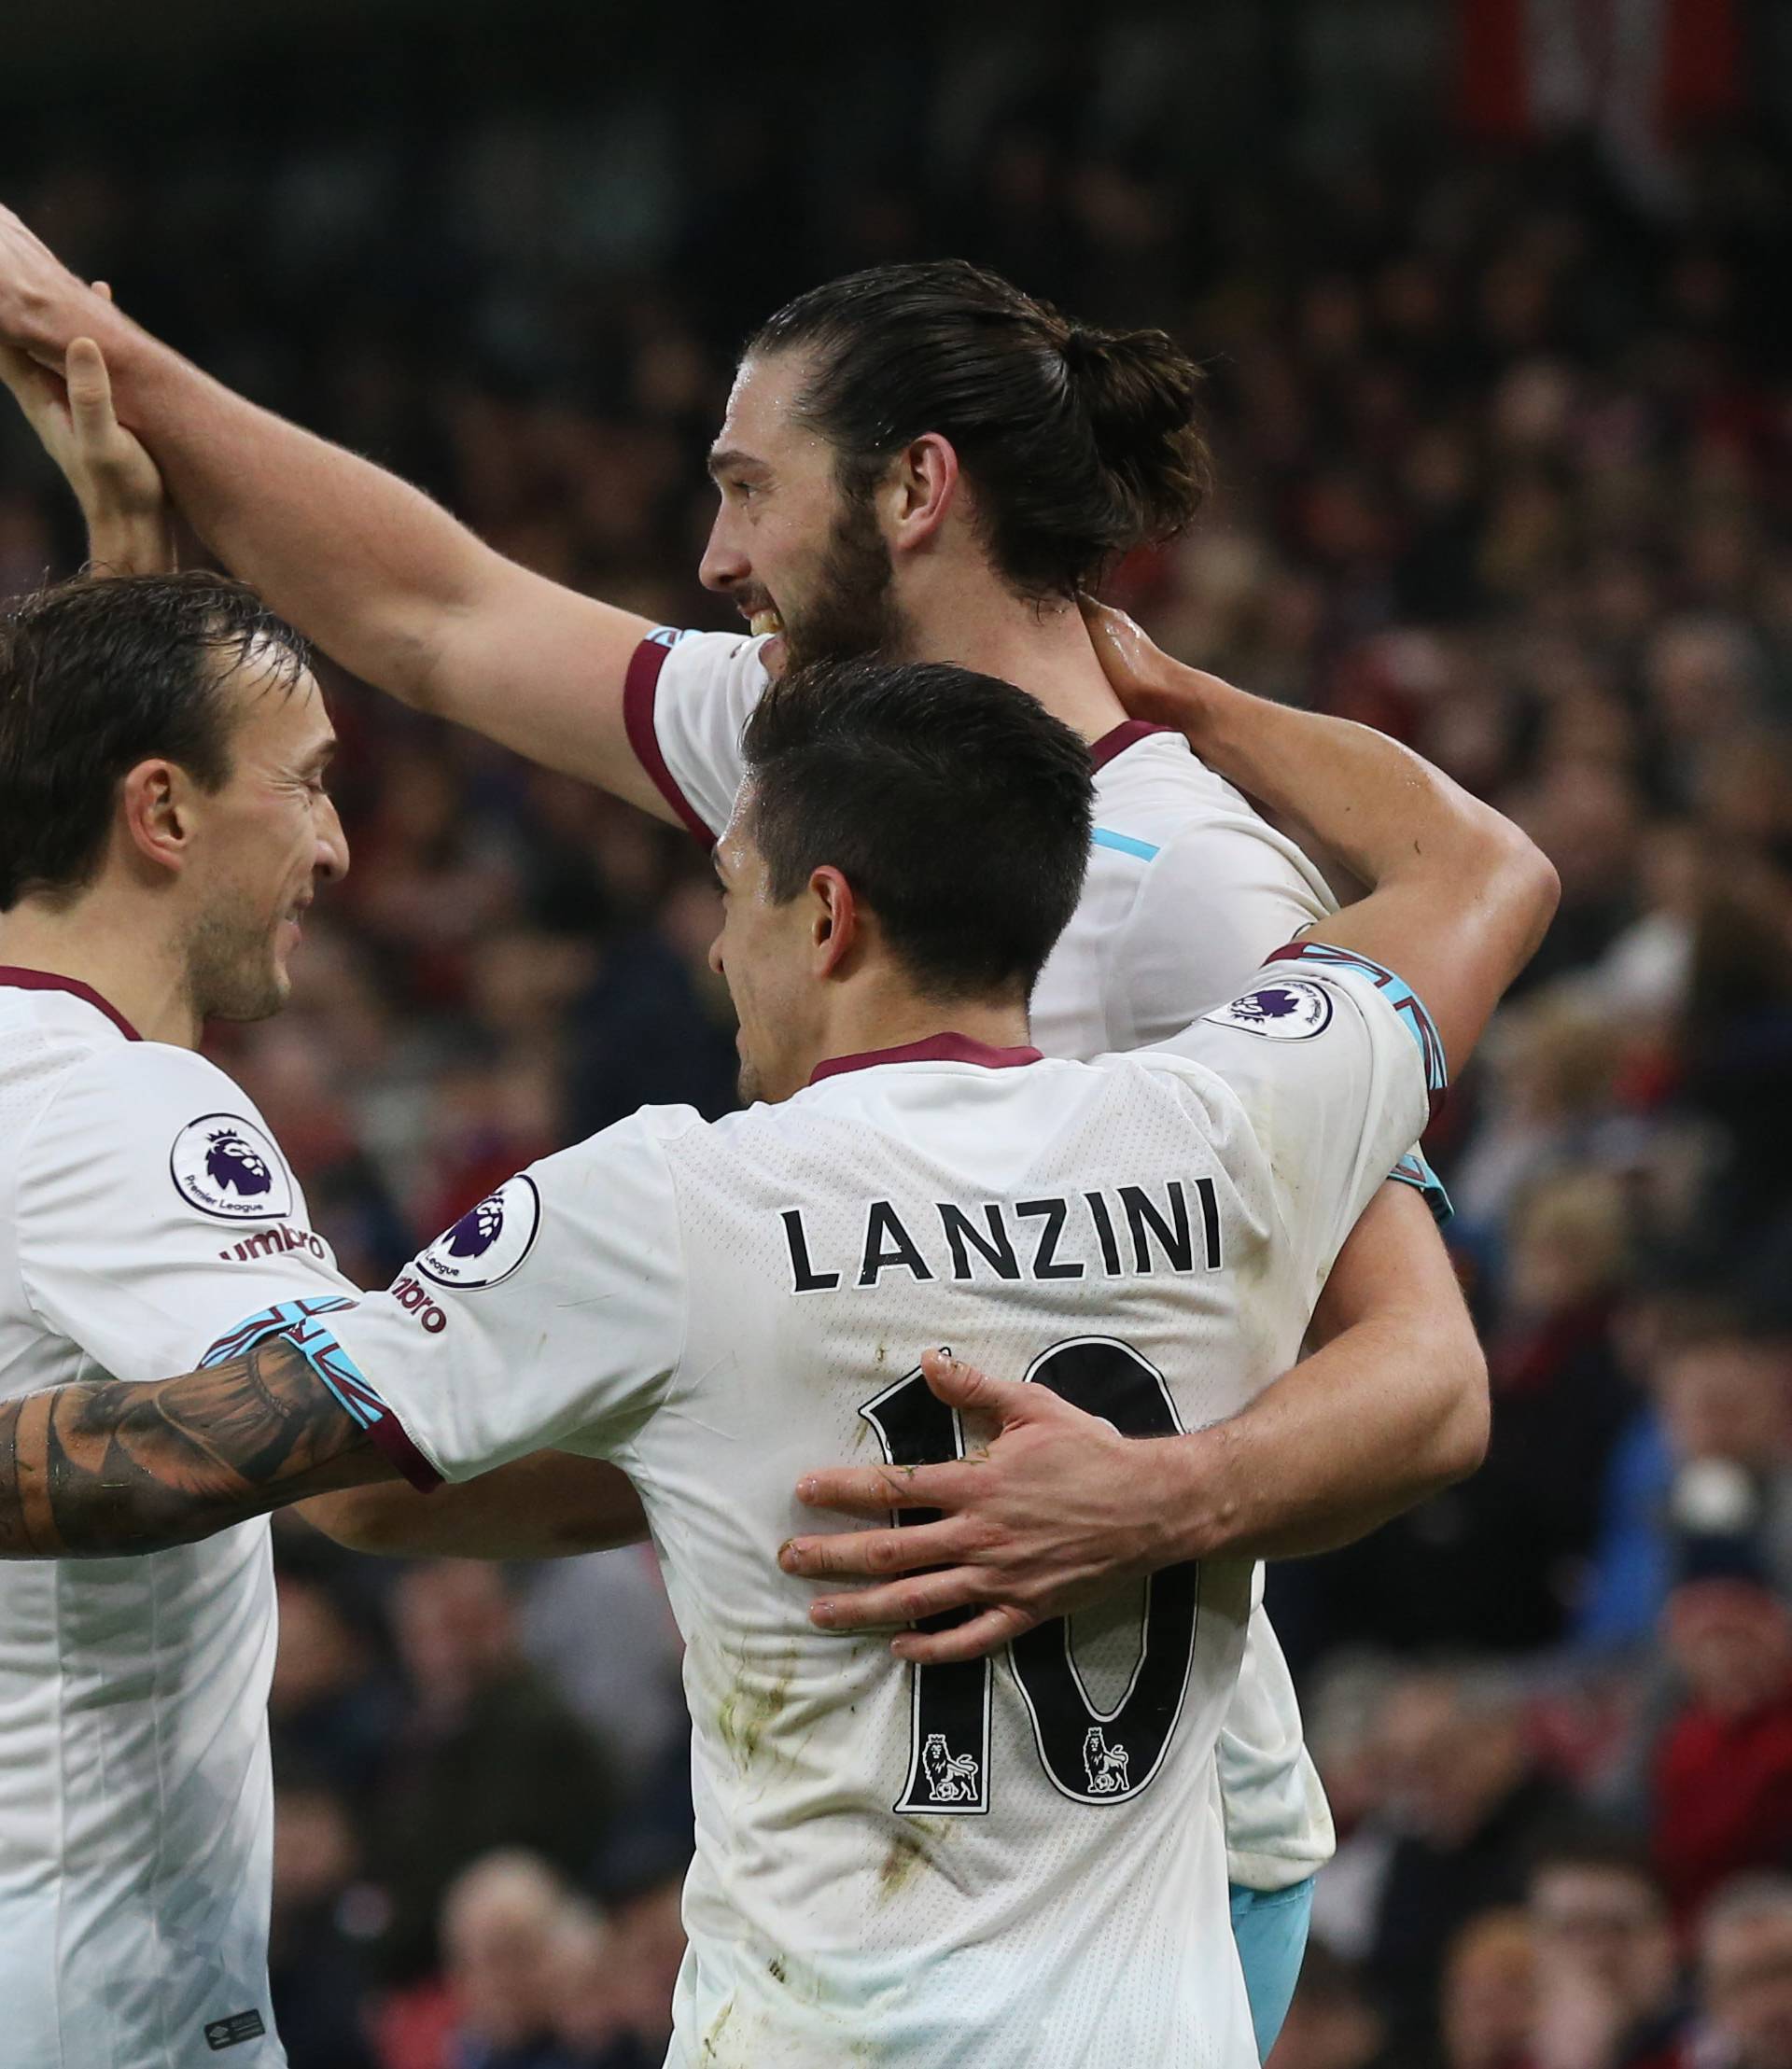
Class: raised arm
0,209,671,812
0,1337,393,1559
1085,604,1560,1069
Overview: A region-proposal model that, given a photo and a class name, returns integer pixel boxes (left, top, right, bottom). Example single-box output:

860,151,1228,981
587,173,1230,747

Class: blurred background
6,1,1792,2064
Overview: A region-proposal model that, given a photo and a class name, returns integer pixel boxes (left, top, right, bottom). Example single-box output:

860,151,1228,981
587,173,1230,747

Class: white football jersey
0,971,356,2069
624,626,1365,1889
239,947,1442,2068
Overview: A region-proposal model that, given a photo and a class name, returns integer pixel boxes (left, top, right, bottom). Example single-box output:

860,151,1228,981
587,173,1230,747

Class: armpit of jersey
1264,940,1449,1114
203,1295,442,1492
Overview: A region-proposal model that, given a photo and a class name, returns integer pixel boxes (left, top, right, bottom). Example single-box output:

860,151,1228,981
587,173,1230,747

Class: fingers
780,1514,964,1582
794,1458,970,1519
891,1601,1038,1664
65,338,116,446
917,1347,1035,1422
91,281,114,303
807,1565,988,1632
0,334,64,427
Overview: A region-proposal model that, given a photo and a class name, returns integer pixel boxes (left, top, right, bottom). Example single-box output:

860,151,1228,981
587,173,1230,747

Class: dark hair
1526,1823,1665,1899
740,656,1094,1000
0,572,313,909
748,259,1211,602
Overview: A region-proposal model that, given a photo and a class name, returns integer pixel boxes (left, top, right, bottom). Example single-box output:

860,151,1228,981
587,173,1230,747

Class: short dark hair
740,657,1093,1001
0,572,313,909
748,259,1211,603
1527,1823,1665,1899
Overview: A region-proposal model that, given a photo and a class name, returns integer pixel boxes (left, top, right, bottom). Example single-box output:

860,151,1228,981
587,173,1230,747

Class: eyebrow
707,447,769,482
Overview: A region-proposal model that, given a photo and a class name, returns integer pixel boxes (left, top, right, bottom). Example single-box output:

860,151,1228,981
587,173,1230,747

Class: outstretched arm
0,209,669,810
0,1337,394,1559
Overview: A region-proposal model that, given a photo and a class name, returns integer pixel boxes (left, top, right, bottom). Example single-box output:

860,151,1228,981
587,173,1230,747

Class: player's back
314,940,1434,2065
613,1043,1339,2068
0,974,305,2066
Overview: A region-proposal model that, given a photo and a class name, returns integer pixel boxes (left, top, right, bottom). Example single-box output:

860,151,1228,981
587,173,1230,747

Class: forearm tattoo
0,1335,373,1558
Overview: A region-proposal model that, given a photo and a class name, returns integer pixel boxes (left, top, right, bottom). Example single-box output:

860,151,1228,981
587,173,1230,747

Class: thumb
64,338,116,445
918,1348,1038,1423
90,280,114,303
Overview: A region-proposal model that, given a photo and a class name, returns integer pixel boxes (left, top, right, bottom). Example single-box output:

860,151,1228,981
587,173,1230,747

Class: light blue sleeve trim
1092,826,1162,862
1267,940,1448,1099
1390,1147,1453,1224
1229,1876,1315,2062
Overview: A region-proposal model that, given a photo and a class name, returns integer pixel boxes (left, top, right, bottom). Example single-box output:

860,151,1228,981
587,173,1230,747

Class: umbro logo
204,2009,266,2051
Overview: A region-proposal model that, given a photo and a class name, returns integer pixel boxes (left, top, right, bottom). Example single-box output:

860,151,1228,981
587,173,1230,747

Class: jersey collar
1088,719,1175,771
0,966,141,1041
809,1033,1043,1084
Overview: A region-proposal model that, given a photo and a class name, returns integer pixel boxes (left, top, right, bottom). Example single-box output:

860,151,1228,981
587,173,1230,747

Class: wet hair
748,259,1211,602
740,655,1093,1001
0,572,312,909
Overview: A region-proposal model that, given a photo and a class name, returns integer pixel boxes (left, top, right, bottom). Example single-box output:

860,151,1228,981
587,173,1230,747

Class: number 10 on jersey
860,1336,1201,1817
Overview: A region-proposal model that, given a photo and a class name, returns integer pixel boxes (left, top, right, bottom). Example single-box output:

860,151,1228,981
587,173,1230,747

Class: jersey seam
11,1036,115,1336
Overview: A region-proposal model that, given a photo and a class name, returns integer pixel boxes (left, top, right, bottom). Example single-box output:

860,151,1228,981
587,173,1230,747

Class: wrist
1150,1425,1255,1564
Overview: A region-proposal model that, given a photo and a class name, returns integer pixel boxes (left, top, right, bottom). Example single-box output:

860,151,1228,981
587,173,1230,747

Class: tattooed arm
0,1335,396,1559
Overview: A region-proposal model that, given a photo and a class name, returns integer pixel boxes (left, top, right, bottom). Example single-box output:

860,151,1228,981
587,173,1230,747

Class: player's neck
903,586,1128,746
809,981,1032,1081
0,896,201,1048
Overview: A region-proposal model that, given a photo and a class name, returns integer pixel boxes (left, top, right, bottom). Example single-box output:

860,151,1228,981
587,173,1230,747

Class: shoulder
631,626,774,703
21,1040,299,1222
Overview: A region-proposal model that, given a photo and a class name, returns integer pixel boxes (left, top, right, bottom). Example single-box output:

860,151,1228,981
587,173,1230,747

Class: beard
781,483,903,674
181,892,289,1026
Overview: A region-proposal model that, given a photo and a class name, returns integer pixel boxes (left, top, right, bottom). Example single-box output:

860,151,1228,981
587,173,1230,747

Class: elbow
1433,1332,1491,1487
1481,819,1561,971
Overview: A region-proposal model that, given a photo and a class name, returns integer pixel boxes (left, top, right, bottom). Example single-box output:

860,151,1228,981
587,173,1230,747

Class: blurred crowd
3,12,1792,2066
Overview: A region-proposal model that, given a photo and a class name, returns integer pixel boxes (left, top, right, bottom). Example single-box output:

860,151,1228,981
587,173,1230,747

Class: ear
886,432,959,554
808,865,859,977
119,759,196,879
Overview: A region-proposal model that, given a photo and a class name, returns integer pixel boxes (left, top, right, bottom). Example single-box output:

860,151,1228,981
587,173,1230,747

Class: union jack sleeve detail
203,1298,441,1492
1265,941,1449,1115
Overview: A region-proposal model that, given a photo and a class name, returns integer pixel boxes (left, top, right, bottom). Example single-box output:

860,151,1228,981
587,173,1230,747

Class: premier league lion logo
170,1113,293,1222
204,1128,274,1198
415,1173,541,1291
920,1733,981,1805
443,1194,505,1259
1204,975,1334,1041
1228,986,1301,1025
1082,1726,1131,1796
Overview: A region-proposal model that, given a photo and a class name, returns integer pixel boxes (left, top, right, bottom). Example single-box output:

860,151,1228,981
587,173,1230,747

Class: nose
316,795,350,884
699,505,750,595
707,928,724,979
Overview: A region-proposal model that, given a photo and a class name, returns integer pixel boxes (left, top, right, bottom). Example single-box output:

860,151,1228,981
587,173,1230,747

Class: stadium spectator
1698,1878,1792,2069
371,1565,617,1983
1525,1830,1689,2069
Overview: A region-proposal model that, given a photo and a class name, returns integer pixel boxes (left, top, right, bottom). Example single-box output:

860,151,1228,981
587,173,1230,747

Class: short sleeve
623,628,773,847
15,1044,355,1383
223,1110,693,1488
1147,942,1446,1295
1114,815,1335,1048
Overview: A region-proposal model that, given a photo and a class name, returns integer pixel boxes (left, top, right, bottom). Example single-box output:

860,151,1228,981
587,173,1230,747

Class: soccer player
0,240,1490,2043
0,573,352,2063
0,648,1549,2068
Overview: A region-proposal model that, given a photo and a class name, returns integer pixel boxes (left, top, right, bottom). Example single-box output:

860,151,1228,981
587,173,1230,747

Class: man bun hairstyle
740,656,1094,1002
749,259,1210,603
0,572,312,910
